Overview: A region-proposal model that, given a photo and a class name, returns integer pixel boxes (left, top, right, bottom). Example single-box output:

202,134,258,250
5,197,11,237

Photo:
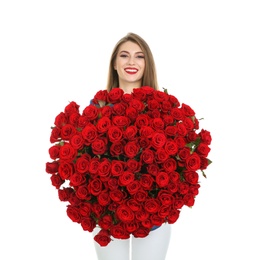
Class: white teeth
125,69,137,72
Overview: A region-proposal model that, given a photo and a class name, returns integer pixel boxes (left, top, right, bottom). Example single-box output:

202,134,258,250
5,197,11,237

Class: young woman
92,32,172,260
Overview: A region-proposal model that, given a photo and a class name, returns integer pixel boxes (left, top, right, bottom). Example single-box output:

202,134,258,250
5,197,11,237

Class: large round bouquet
45,86,212,246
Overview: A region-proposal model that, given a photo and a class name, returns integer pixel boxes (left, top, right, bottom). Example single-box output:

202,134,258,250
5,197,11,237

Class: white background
1,0,259,259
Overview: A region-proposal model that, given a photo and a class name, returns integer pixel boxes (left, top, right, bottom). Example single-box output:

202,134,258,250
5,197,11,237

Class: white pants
93,223,171,260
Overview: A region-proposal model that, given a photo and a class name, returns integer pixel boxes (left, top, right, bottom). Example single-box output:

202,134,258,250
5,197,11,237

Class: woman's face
114,41,145,89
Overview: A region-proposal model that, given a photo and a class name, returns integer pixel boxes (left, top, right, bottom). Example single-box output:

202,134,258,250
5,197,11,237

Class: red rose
81,124,98,144
76,184,91,200
93,89,108,102
140,148,155,164
184,171,199,184
109,189,125,203
139,126,154,138
186,131,198,142
112,115,131,128
98,214,113,230
199,129,212,145
155,148,169,163
125,221,139,233
46,161,59,174
113,102,127,115
110,223,130,239
132,87,147,101
164,140,178,155
161,100,172,113
196,143,211,157
54,112,68,128
50,174,64,189
70,133,84,150
144,198,160,213
119,171,135,186
162,158,177,173
94,229,112,246
146,163,159,176
183,117,194,131
97,191,111,206
185,153,201,171
125,106,138,121
111,160,125,176
70,173,86,186
89,158,100,174
82,104,99,120
69,112,80,126
100,106,113,118
183,193,195,207
59,143,77,161
157,190,175,206
147,99,160,110
108,126,123,142
124,141,140,159
200,156,209,170
126,159,141,173
150,118,165,131
151,132,166,149
79,202,92,216
156,171,170,188
88,178,103,196
135,209,149,221
168,209,180,224
178,182,190,195
140,174,154,190
134,189,148,202
110,141,124,156
168,94,180,107
126,198,142,211
92,202,105,218
124,125,138,140
58,187,74,201
68,192,81,206
181,103,195,117
91,138,107,155
64,101,80,116
107,88,124,103
176,122,188,136
60,124,77,140
132,227,150,238
126,180,141,195
50,127,61,143
151,214,164,225
170,108,184,121
77,115,89,128
58,162,74,180
135,114,149,128
48,145,60,160
66,205,81,223
81,217,96,232
153,90,168,102
165,125,177,137
116,204,135,222
75,155,90,174
96,116,112,133
129,99,145,112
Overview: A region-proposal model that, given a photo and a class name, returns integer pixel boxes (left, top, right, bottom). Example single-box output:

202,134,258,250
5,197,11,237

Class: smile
125,68,138,74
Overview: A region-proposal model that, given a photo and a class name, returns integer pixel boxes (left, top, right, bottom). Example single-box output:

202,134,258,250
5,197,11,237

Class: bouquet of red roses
45,86,212,246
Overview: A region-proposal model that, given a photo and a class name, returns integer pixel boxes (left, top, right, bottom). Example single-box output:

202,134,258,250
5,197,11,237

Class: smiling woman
45,32,212,260
113,41,146,93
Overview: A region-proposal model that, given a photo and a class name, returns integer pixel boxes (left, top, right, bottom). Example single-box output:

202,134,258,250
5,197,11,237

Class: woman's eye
120,54,128,58
137,55,145,59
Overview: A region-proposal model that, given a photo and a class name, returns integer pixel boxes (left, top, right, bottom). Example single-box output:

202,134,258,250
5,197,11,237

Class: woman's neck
119,82,141,94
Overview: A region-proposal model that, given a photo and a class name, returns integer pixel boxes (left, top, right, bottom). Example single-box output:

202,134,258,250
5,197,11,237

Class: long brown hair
106,32,159,91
